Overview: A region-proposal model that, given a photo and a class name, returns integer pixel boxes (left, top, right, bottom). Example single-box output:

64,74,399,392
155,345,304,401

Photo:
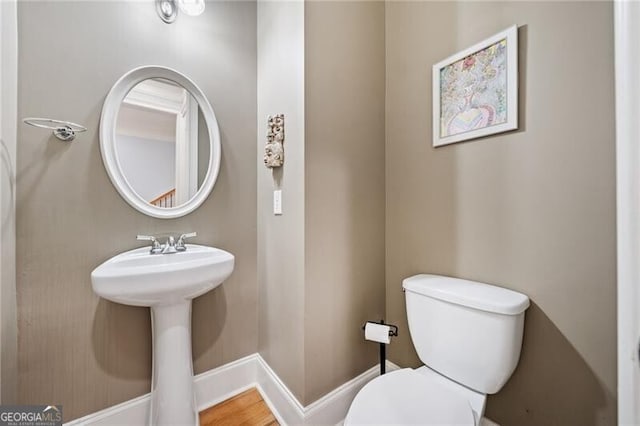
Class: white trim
174,94,190,205
254,385,288,426
65,356,499,426
123,79,186,115
304,366,377,425
65,354,384,426
174,91,199,205
186,94,199,198
255,353,305,424
615,1,640,424
65,394,149,426
432,25,518,147
194,353,259,412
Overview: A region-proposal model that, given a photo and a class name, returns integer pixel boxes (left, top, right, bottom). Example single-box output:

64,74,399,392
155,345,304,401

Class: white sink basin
91,244,234,306
91,243,234,426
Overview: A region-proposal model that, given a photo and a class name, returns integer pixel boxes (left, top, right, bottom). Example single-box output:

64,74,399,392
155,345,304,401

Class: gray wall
17,2,257,421
257,0,386,405
257,0,306,401
0,0,18,405
385,2,616,425
304,0,386,405
13,1,618,421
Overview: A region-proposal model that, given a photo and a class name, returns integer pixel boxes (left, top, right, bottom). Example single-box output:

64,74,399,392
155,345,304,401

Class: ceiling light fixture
156,0,204,24
178,0,205,17
156,0,177,23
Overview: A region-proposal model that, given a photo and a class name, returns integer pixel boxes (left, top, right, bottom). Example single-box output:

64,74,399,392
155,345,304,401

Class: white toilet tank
403,274,529,394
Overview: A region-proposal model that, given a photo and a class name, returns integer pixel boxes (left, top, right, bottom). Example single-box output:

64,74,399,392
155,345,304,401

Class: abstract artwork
433,26,518,147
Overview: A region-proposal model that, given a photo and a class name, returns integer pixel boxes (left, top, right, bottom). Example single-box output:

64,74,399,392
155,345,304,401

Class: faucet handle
176,232,197,251
137,235,162,254
137,234,160,244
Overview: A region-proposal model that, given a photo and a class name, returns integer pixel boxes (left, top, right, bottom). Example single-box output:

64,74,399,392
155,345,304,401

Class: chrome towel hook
23,117,87,142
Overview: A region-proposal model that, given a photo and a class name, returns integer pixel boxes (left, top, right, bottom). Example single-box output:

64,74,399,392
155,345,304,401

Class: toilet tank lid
402,274,530,315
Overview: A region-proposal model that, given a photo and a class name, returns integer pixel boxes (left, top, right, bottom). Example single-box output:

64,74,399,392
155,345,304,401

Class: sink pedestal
149,301,198,426
91,244,235,425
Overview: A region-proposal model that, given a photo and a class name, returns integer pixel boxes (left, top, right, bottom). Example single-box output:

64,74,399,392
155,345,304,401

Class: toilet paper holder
361,320,398,338
362,320,398,375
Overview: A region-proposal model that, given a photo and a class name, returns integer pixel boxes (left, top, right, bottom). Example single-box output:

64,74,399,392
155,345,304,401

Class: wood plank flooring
199,388,279,426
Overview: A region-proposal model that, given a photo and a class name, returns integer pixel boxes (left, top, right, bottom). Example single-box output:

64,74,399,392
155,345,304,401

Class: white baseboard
194,354,259,412
65,356,498,426
254,354,305,425
66,354,389,425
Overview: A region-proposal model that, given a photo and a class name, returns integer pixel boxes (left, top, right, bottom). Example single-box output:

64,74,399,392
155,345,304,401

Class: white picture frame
432,25,518,147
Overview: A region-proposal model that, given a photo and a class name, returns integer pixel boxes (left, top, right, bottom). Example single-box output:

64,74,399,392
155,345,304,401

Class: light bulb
178,0,205,16
161,1,173,15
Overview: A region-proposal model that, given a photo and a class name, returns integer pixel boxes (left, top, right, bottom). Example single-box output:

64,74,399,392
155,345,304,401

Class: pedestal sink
91,244,234,425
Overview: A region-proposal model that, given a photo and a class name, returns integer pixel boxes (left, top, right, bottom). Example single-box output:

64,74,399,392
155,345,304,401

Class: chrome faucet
136,235,163,254
162,236,177,254
176,232,197,251
137,232,197,255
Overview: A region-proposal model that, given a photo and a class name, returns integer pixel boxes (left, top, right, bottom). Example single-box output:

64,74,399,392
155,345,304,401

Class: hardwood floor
199,388,279,426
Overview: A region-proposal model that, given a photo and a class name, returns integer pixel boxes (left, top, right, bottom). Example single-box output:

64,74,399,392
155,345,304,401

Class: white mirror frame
100,65,221,219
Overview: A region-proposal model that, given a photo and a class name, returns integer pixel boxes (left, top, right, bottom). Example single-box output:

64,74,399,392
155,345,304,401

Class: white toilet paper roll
364,322,391,344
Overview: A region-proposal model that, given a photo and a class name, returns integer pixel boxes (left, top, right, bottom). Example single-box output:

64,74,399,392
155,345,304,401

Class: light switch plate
273,190,282,215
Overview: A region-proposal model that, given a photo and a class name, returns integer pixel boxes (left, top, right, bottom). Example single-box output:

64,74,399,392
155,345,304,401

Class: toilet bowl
345,368,478,425
345,274,529,425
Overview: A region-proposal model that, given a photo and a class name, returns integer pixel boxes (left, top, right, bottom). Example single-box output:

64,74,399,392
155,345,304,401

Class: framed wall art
433,25,518,147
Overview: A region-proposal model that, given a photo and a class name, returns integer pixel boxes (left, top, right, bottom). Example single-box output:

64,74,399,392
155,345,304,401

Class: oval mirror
100,66,221,219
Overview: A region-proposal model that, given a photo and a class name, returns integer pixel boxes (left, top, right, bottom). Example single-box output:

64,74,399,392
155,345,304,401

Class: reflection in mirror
115,78,210,209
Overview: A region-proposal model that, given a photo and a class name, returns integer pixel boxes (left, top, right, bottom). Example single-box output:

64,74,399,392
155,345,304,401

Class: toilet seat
344,369,475,425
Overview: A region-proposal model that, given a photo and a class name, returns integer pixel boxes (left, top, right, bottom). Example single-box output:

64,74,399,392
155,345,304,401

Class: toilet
345,274,530,425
